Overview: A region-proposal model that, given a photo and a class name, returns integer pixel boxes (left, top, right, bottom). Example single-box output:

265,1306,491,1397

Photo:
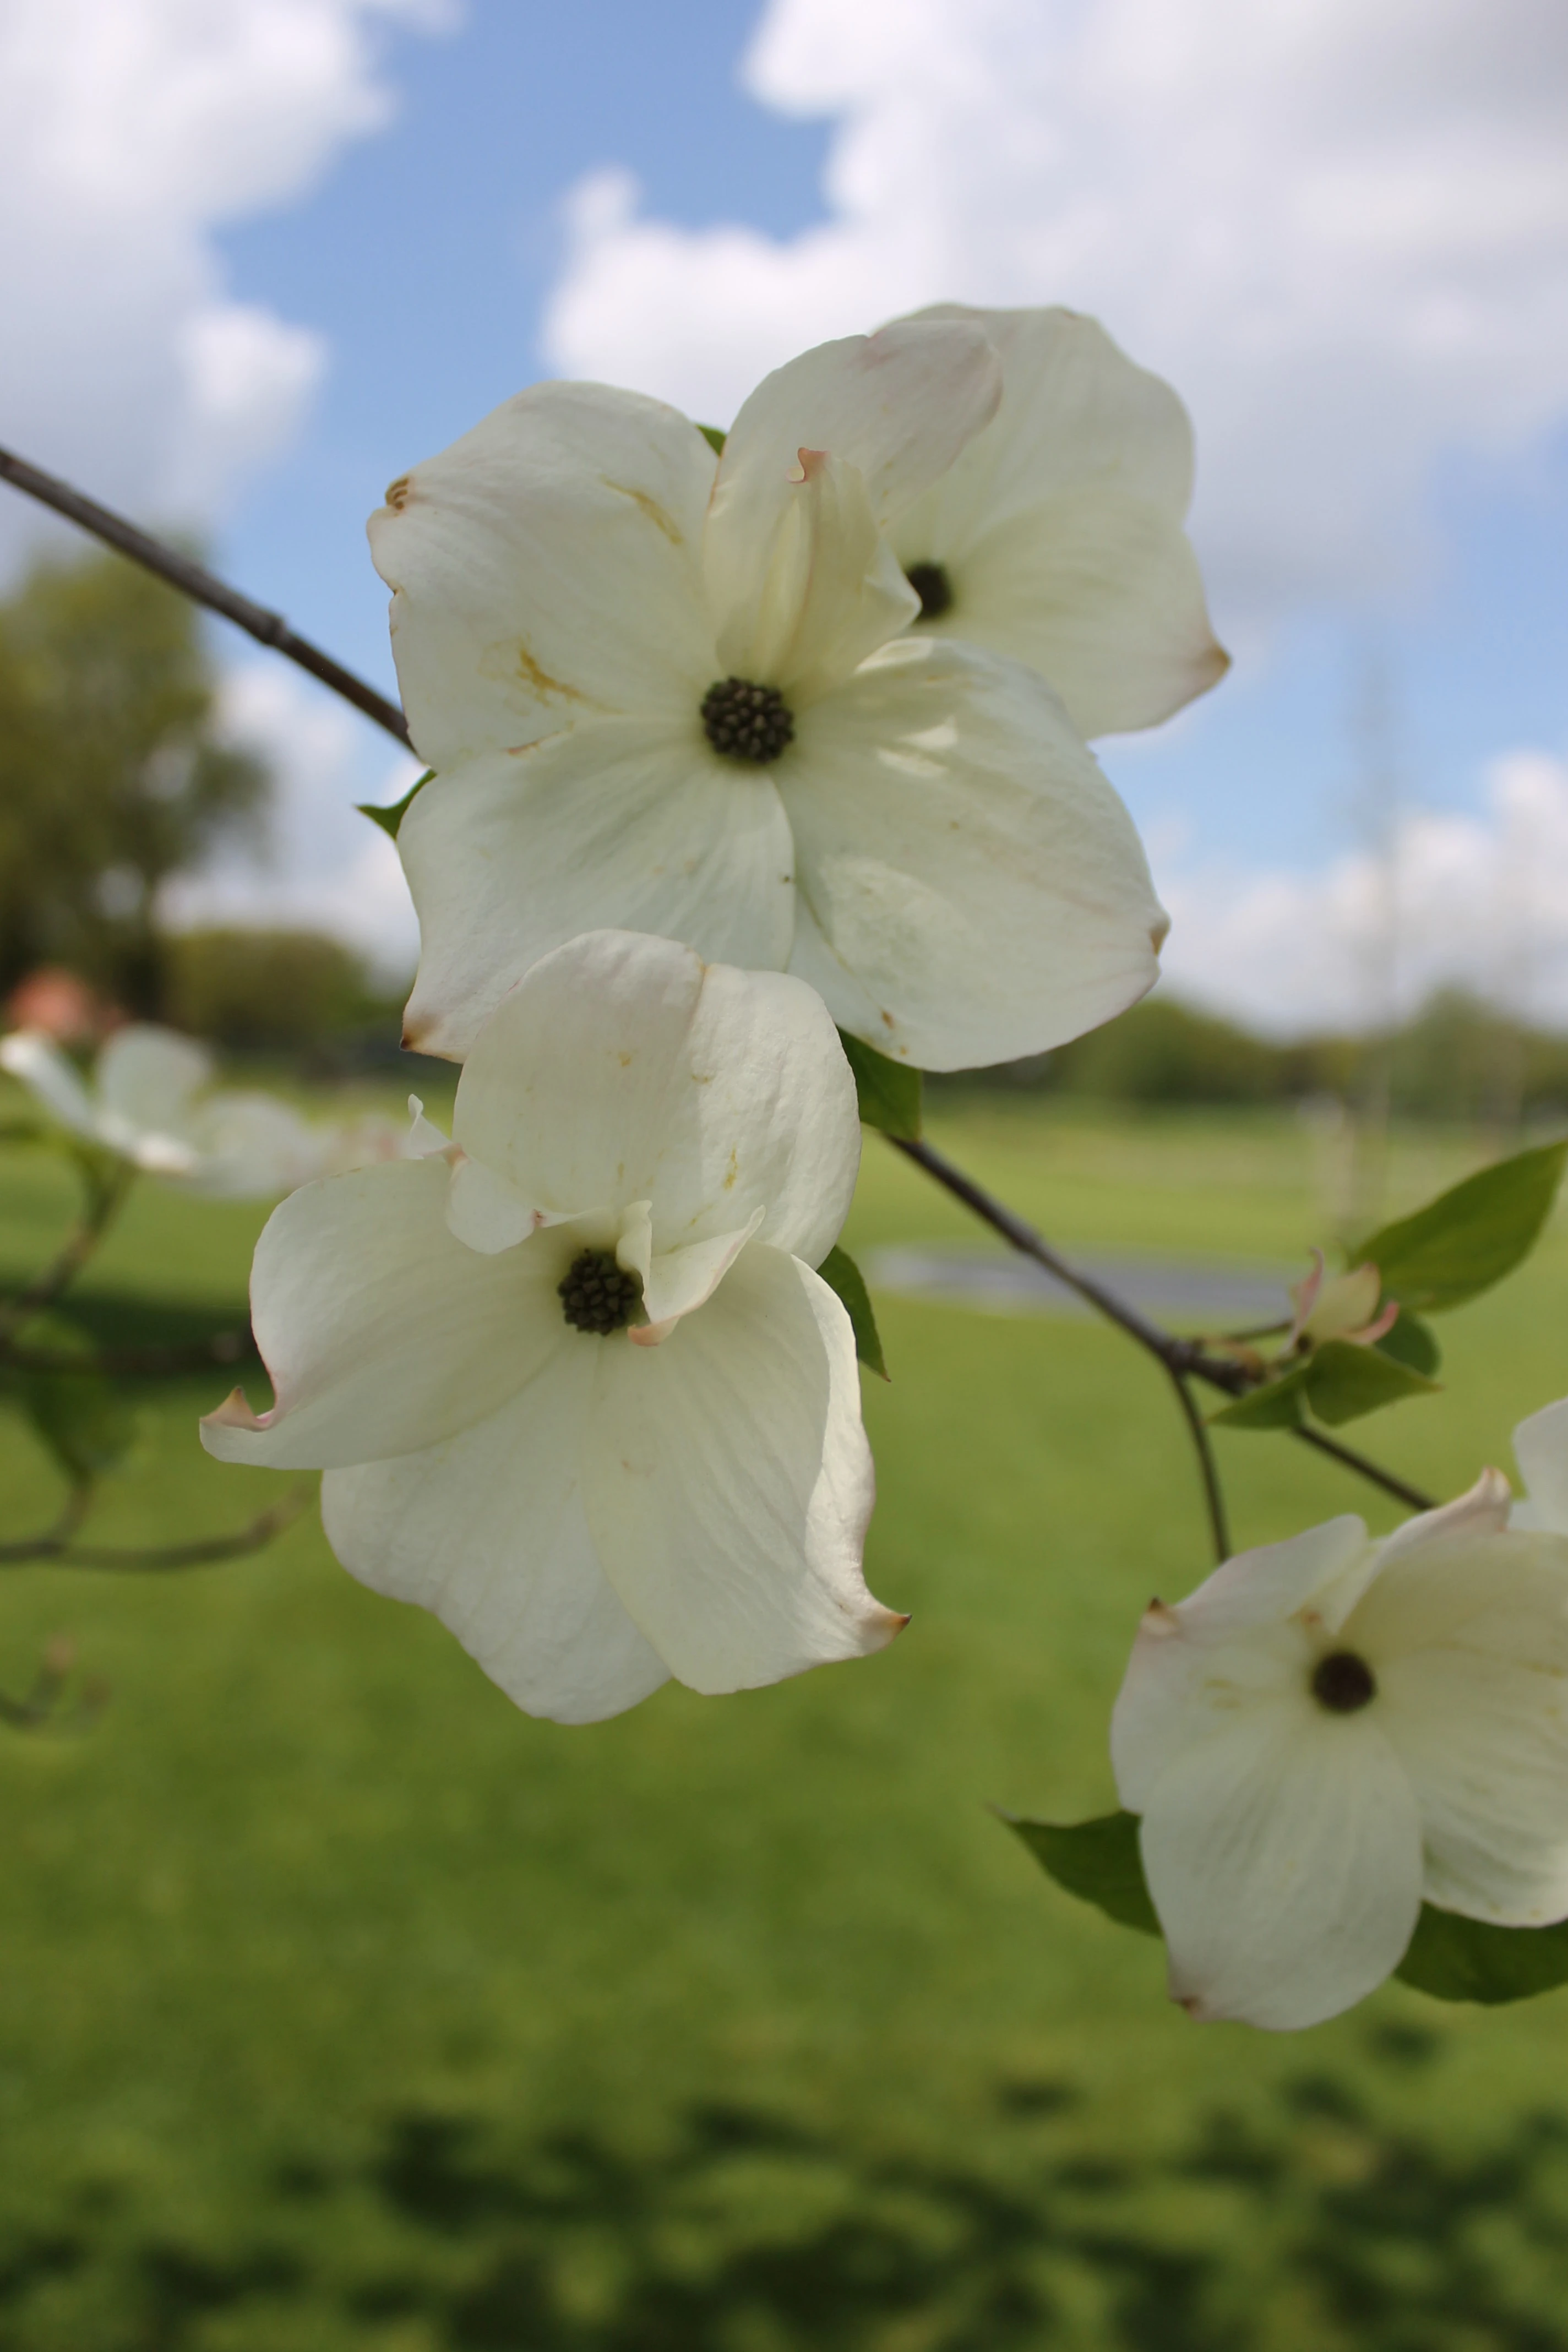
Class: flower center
700,677,795,763
558,1246,642,1336
905,560,953,620
1311,1649,1377,1713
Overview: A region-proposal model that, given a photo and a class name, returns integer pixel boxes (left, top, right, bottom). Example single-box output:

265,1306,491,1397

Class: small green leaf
1395,1905,1568,2005
1001,1808,1160,1937
358,769,434,841
837,1031,922,1140
817,1244,888,1379
1354,1139,1568,1316
1302,1337,1440,1427
5,1315,133,1485
1375,1310,1441,1378
1208,1360,1311,1430
697,424,727,455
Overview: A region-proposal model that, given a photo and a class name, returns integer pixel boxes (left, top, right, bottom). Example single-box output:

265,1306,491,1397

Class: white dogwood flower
1112,1474,1568,2031
0,1025,323,1200
201,931,902,1725
371,321,1167,1072
885,305,1229,741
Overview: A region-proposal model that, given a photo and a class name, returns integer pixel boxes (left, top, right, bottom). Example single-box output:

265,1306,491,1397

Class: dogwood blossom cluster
202,303,1221,1725
1113,1408,1568,2030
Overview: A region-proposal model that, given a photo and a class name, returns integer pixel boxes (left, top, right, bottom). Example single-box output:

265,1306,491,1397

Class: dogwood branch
889,1133,1438,1539
0,445,412,749
0,1160,135,1337
0,1483,313,1570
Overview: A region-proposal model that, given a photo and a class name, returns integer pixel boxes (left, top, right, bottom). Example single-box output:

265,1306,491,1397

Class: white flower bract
1111,1467,1568,2031
200,931,903,1725
370,323,1168,1073
885,306,1229,742
0,1024,325,1200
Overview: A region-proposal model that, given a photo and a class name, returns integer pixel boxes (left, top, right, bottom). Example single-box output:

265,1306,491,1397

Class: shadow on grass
7,2023,1568,2348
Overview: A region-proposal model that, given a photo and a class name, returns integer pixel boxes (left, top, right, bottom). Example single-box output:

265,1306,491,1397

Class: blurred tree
0,549,268,1012
162,928,380,1052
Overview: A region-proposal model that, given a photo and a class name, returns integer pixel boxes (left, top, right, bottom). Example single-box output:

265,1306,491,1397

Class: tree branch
0,1483,313,1570
0,445,412,750
0,1162,135,1336
888,1131,1437,1531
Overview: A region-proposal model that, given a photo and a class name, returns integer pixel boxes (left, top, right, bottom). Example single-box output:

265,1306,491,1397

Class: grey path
864,1245,1299,1328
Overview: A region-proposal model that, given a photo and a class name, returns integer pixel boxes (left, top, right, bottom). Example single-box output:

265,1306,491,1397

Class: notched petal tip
202,1386,268,1435
1142,1598,1181,1638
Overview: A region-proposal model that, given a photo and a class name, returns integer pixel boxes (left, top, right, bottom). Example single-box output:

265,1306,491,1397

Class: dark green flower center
701,677,795,763
558,1247,642,1336
1311,1650,1377,1714
905,560,953,620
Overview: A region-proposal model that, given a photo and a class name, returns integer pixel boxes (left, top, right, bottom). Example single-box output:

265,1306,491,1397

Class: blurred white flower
1112,1472,1568,2031
371,321,1167,1072
885,307,1228,741
202,930,902,1724
0,1024,322,1200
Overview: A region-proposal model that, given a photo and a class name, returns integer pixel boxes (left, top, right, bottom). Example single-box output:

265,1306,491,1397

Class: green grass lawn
3,1099,1568,2350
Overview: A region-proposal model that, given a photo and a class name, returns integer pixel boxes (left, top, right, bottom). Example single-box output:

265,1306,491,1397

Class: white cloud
159,661,421,978
1159,750,1568,1034
543,0,1568,623
0,0,451,569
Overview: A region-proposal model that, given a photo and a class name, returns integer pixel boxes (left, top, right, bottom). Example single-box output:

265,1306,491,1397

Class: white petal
453,932,861,1267
1111,1515,1372,1812
628,1211,765,1344
889,307,1223,739
95,1025,210,1141
1513,1398,1568,1534
0,1031,99,1139
714,446,917,701
1140,1705,1423,2030
584,1245,897,1694
707,323,1001,635
322,1345,668,1725
1373,1468,1513,1566
781,635,1167,1070
445,1155,544,1255
369,380,718,767
398,722,795,1059
1344,1528,1568,1924
199,1159,565,1469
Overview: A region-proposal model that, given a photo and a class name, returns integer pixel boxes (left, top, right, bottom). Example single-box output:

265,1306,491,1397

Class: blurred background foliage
0,552,268,1017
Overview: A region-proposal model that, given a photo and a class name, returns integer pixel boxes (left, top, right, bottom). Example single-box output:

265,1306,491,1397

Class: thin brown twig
0,1162,135,1336
0,445,411,749
888,1131,1438,1535
0,1483,313,1571
0,1326,254,1378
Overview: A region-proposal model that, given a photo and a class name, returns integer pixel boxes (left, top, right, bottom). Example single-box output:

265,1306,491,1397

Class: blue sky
8,0,1568,1026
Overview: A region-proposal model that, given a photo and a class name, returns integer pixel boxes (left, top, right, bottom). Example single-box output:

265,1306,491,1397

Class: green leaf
1353,1139,1568,1315
1211,1337,1439,1431
837,1031,923,1140
696,424,727,454
5,1315,133,1485
357,769,434,841
1001,1808,1160,1937
817,1245,888,1379
1302,1337,1440,1427
1208,1360,1310,1430
1375,1310,1441,1378
1395,1906,1568,2006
